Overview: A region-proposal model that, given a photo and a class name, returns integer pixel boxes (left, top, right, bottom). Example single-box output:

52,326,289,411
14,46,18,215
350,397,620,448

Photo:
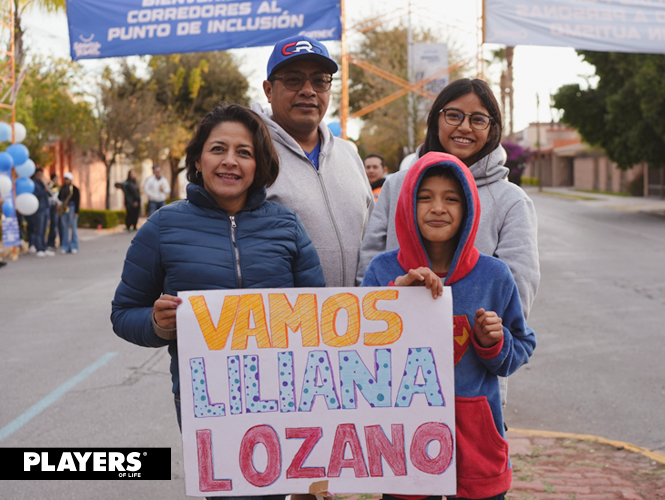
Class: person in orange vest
364,153,388,202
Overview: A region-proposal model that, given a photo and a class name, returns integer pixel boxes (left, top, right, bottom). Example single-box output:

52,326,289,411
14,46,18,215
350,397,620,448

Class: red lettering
239,425,281,486
327,423,369,478
196,429,233,492
365,424,407,477
409,422,454,474
286,427,326,478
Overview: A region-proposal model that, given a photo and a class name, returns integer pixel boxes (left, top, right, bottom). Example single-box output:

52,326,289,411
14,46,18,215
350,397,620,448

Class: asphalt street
0,229,189,499
505,189,665,454
1,189,664,499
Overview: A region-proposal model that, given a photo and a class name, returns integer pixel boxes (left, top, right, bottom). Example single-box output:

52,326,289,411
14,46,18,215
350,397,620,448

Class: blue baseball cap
266,35,338,80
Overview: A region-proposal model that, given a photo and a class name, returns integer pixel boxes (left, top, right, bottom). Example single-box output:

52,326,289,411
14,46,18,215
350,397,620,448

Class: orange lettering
268,293,320,348
231,294,272,350
362,290,403,346
321,293,360,347
189,295,240,350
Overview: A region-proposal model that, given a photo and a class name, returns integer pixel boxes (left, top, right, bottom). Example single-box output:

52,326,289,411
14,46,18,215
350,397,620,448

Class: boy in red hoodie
361,152,536,499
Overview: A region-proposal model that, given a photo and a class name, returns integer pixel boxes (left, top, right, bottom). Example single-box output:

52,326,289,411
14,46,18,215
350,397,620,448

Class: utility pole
406,0,414,152
340,0,348,140
536,93,542,192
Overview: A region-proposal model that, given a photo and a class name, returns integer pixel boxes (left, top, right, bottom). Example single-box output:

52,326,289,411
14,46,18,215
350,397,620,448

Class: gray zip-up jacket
252,103,374,287
356,145,540,318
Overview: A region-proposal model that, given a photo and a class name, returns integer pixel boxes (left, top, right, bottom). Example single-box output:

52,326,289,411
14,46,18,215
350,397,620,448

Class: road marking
0,352,118,442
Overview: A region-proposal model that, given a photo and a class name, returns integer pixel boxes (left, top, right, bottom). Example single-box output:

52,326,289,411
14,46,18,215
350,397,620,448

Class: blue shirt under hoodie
361,152,536,499
111,183,326,395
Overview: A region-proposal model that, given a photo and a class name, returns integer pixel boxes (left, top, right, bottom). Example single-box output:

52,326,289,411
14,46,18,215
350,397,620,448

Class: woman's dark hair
185,104,279,192
420,78,503,162
126,169,135,182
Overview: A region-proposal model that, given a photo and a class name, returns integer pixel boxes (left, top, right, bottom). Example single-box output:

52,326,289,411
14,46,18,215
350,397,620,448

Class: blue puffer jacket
111,183,325,394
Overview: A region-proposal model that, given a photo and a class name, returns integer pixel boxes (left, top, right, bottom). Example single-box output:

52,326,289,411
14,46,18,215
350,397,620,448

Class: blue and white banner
484,0,665,54
66,0,342,60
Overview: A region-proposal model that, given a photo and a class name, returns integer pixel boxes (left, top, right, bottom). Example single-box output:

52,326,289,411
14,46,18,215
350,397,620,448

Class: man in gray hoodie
252,35,373,288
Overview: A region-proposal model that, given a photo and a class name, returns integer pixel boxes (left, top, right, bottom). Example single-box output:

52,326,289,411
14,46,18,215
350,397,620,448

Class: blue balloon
0,122,11,142
0,151,13,173
15,177,35,195
327,121,341,137
2,197,14,217
6,143,29,166
15,159,35,178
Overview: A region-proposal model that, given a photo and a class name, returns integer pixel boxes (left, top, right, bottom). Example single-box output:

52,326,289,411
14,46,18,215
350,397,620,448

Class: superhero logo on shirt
453,315,472,365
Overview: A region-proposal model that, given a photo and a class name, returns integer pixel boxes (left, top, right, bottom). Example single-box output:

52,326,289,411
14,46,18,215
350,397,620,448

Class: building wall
573,157,644,193
573,157,596,191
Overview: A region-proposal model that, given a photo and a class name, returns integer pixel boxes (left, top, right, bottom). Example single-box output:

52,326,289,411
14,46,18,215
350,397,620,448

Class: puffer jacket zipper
229,215,242,288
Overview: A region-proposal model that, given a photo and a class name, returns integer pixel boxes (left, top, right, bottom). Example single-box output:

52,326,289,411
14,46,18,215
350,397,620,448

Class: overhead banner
412,43,449,96
484,0,665,54
66,0,342,60
176,287,456,497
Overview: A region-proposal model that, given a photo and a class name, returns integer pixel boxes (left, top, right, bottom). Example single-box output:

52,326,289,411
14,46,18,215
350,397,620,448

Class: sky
20,0,597,137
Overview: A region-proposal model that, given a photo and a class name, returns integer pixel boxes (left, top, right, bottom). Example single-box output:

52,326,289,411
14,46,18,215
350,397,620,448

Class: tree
502,141,531,185
94,62,161,209
14,57,96,166
148,52,250,194
9,0,66,70
490,46,515,138
552,52,665,170
348,23,468,170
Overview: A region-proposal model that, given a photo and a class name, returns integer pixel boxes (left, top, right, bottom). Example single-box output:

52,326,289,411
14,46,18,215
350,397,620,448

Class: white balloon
0,173,12,197
13,122,27,143
15,192,39,216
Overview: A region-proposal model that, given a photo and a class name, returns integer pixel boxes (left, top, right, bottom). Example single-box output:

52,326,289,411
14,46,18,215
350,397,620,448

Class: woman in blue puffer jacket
111,104,325,437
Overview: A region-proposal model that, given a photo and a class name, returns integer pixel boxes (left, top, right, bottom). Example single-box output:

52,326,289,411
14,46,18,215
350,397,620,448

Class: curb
509,428,665,465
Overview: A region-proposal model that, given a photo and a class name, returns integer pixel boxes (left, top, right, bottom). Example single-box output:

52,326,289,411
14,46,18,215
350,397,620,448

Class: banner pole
477,0,485,79
340,0,349,140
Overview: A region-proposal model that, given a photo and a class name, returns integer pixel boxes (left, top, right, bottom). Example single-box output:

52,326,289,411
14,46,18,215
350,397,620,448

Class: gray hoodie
252,103,374,287
356,145,540,318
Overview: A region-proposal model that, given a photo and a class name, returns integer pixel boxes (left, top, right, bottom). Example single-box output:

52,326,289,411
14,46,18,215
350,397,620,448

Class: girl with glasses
358,78,539,321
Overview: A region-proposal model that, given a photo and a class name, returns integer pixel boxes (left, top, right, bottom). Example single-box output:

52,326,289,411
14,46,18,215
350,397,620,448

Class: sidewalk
525,186,665,216
337,431,665,499
506,430,665,499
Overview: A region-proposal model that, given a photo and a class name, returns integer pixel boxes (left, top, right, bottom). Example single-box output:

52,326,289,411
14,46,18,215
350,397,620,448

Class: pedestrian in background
28,168,53,257
58,172,80,254
116,169,140,231
364,153,388,202
143,164,170,216
47,173,61,251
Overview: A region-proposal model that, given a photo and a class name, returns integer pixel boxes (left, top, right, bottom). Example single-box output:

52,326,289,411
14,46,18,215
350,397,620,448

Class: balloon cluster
0,122,39,217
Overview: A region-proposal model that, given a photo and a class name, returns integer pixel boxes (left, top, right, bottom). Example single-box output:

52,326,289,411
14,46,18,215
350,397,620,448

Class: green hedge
521,177,539,186
78,209,126,229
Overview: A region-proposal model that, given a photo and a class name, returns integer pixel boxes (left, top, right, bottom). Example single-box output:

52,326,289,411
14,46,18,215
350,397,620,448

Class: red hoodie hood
396,152,480,285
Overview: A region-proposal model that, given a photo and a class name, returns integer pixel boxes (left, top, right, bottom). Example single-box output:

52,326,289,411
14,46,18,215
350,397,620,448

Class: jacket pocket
455,396,509,481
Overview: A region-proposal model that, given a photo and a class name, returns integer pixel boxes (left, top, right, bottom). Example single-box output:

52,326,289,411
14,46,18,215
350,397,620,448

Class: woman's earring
196,170,202,180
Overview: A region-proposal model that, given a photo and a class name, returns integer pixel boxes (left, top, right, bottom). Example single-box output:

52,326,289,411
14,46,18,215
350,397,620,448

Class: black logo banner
0,448,171,480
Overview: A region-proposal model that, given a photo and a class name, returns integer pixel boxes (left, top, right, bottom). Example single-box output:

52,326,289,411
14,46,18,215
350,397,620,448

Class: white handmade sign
177,287,456,497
